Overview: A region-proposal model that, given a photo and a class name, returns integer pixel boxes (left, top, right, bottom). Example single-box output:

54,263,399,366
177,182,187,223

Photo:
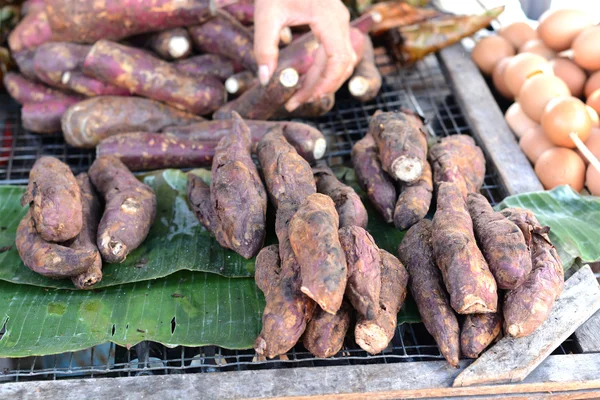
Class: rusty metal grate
0,49,576,382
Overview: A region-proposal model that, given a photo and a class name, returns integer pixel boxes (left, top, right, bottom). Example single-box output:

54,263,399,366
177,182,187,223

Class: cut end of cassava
355,322,389,355
168,36,191,59
507,323,523,338
301,286,337,315
225,77,240,94
61,71,71,85
279,26,293,45
280,68,299,88
349,76,369,97
313,138,327,160
391,156,423,183
371,11,383,24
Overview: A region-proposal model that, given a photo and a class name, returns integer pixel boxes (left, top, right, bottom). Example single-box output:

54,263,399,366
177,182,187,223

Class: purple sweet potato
348,35,382,102
256,126,316,209
355,249,408,355
146,28,192,60
22,97,82,133
432,182,498,314
429,135,486,201
223,0,254,25
213,67,299,120
165,119,327,164
351,134,396,223
97,133,216,171
468,193,532,290
21,156,83,243
61,96,204,148
461,311,502,359
8,11,54,53
225,70,257,96
3,72,78,104
289,193,348,315
83,40,225,115
398,219,460,367
33,42,130,96
303,301,352,358
500,208,564,338
22,0,46,15
339,226,381,319
44,0,233,43
12,49,38,80
174,54,234,81
71,173,103,290
313,161,368,228
393,161,433,231
89,156,157,263
189,10,256,72
368,110,428,183
271,93,335,119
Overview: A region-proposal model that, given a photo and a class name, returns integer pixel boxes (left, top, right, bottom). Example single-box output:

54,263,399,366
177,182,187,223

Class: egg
577,128,600,165
518,74,570,122
587,106,600,127
472,36,516,75
498,22,537,49
519,39,556,60
550,58,586,98
587,164,600,195
573,26,600,71
492,57,513,99
503,53,551,97
587,89,600,114
505,102,539,139
519,126,555,164
537,9,593,51
585,71,600,98
541,96,592,147
535,147,586,191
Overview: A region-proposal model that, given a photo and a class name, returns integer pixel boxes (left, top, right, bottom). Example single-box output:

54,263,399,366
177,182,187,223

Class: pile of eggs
471,9,600,196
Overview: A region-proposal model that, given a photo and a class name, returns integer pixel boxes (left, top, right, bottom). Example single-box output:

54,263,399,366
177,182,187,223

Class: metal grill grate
0,49,578,382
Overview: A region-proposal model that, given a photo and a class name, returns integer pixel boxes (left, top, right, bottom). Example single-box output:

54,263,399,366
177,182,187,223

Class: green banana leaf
495,185,600,271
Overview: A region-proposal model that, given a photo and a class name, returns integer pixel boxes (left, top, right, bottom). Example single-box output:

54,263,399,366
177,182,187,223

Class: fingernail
351,51,357,64
285,99,300,112
258,65,270,86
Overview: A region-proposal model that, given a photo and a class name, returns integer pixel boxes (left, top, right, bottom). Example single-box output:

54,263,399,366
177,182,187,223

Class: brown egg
519,126,555,164
587,164,600,195
492,57,513,99
503,53,551,97
587,106,600,128
518,74,571,122
535,147,586,191
587,89,600,114
550,58,586,98
577,128,600,165
505,102,539,139
499,22,537,49
537,9,593,51
573,26,600,71
472,36,516,75
519,39,556,60
585,71,600,98
541,96,592,147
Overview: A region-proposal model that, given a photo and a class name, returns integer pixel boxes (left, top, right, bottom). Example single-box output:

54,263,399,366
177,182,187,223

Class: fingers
253,0,285,85
286,46,327,111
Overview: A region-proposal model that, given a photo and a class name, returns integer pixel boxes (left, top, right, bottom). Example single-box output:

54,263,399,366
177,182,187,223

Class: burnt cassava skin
271,93,335,119
303,300,352,358
461,310,502,359
500,208,564,338
175,54,235,81
432,182,498,315
21,156,83,242
398,219,460,367
351,134,396,223
467,193,532,290
393,161,433,231
89,155,157,264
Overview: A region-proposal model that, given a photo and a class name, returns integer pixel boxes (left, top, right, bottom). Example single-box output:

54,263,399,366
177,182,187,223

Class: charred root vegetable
393,161,433,231
398,219,460,368
225,71,257,97
21,156,83,242
3,72,78,104
174,54,235,81
271,93,335,119
89,155,157,263
432,182,498,314
351,134,396,223
8,10,53,53
12,50,38,80
348,35,382,102
468,193,532,290
303,301,352,358
146,28,192,60
461,311,502,359
22,97,82,134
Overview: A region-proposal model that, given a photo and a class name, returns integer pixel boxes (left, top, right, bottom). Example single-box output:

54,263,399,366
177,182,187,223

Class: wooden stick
571,132,600,173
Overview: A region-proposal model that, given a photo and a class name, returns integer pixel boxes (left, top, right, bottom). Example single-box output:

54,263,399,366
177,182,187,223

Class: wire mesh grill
0,49,577,382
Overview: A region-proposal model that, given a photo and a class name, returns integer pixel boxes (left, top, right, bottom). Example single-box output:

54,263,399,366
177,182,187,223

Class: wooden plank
453,265,600,387
1,353,600,399
574,309,600,352
437,44,543,196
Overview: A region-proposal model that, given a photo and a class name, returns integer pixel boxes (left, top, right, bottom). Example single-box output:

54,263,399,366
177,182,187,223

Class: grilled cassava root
368,110,428,183
21,156,83,243
8,10,53,53
501,208,564,338
89,156,157,264
432,182,498,314
461,311,502,359
349,35,382,102
355,249,408,355
22,98,82,134
13,50,38,80
3,72,78,104
313,162,368,229
61,96,203,148
83,40,225,115
398,219,460,368
174,54,234,81
351,134,396,223
187,113,267,259
225,71,257,96
467,193,532,290
303,301,352,358
146,28,192,60
394,161,433,231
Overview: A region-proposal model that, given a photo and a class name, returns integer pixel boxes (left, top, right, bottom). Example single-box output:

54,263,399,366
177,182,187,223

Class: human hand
253,0,357,111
